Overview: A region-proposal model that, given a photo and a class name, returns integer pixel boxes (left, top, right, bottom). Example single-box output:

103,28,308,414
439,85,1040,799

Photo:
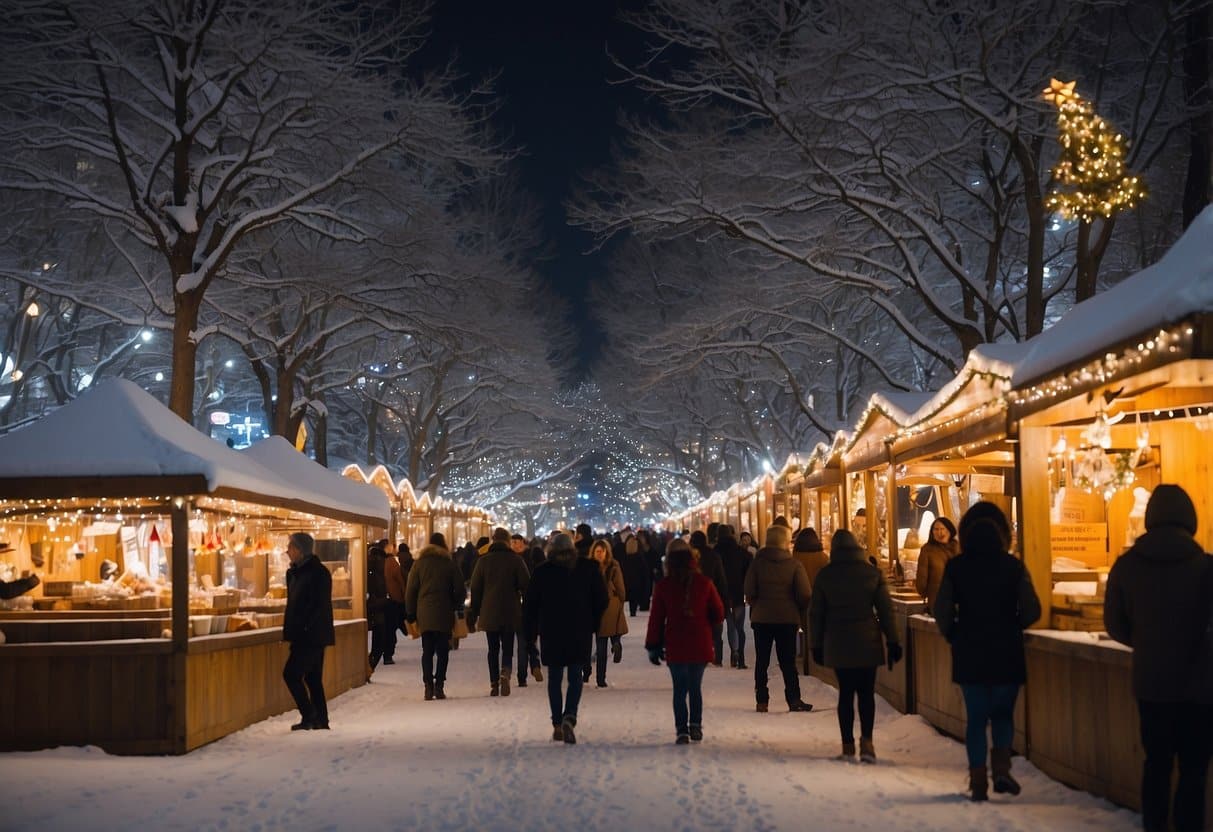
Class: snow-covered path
4,613,1139,831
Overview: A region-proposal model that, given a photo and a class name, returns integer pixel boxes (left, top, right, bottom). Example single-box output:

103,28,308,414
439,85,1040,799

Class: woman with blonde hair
586,538,628,687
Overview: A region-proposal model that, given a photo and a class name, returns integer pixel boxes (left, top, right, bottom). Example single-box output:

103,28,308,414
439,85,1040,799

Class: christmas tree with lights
1043,77,1146,301
1043,77,1146,223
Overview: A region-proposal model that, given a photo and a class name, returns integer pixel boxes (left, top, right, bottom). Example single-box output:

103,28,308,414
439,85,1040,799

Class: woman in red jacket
646,539,725,744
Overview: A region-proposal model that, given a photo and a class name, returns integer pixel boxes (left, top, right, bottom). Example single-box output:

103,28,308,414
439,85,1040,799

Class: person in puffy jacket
1105,484,1213,832
810,529,900,763
469,528,531,697
405,541,465,702
646,539,725,744
935,501,1041,802
743,524,812,713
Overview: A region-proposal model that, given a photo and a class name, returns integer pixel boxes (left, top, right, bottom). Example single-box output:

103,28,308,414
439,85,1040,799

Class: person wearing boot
646,539,724,744
934,502,1041,801
405,538,465,702
282,532,334,730
469,527,530,697
587,538,628,688
716,525,752,669
509,534,543,687
524,533,607,744
743,524,813,713
809,529,900,763
1105,484,1213,832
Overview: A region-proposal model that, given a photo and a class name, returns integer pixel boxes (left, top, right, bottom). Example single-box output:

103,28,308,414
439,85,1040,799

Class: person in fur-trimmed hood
405,542,465,702
469,528,530,697
524,533,608,744
1105,484,1213,832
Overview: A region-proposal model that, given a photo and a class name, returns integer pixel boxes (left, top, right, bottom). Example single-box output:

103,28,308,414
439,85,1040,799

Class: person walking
793,528,829,669
915,517,959,611
744,524,813,713
646,539,725,744
1105,484,1213,832
524,533,608,744
588,538,628,687
689,530,730,666
282,532,334,730
509,533,543,687
716,524,752,669
366,543,390,670
810,529,901,763
620,531,651,617
469,528,531,697
404,538,465,701
934,501,1041,801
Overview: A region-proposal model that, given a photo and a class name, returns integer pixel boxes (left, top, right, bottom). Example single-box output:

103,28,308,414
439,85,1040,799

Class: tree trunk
314,393,328,466
169,291,203,420
1183,3,1212,228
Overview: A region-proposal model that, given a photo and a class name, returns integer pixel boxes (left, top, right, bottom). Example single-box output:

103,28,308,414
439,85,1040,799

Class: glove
886,642,903,669
647,647,664,665
811,648,824,666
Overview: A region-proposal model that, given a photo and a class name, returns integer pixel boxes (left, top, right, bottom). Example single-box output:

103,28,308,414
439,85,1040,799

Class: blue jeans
668,662,707,733
546,665,584,726
960,683,1020,767
725,605,746,656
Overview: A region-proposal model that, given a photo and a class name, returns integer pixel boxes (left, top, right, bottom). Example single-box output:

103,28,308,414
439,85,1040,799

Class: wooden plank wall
184,620,367,751
0,643,176,754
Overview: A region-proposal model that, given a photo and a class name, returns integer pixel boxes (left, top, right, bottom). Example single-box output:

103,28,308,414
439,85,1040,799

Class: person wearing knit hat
1106,484,1211,832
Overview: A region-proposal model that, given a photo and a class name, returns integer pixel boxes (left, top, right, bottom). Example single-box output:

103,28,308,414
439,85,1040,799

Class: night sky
420,0,649,373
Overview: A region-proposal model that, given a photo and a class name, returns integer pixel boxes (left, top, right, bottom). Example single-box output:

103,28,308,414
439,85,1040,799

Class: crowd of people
277,484,1212,828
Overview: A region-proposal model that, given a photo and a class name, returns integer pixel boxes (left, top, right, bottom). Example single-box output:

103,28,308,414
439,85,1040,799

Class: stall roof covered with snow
241,437,390,526
0,379,387,525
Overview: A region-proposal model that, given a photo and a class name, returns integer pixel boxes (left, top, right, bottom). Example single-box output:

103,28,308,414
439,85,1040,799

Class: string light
1043,77,1147,222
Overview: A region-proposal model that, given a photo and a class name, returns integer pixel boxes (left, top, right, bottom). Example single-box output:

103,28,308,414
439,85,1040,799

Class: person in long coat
689,530,730,666
469,528,531,697
1105,484,1213,832
743,524,812,713
587,538,628,687
524,533,608,744
792,528,829,668
915,517,959,610
366,545,390,670
646,539,725,744
935,501,1041,802
810,529,900,763
282,532,334,730
405,542,465,701
619,532,651,617
716,525,752,670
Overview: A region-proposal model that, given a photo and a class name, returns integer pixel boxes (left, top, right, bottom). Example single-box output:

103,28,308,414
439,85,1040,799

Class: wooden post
886,461,900,568
864,469,879,555
170,500,190,752
1016,425,1053,629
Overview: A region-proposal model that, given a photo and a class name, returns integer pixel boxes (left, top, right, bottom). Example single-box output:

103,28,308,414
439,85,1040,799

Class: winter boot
613,641,623,663
552,725,563,741
689,724,703,742
756,700,769,713
737,653,747,670
434,681,446,700
839,741,856,760
969,766,989,802
499,673,511,697
560,716,577,744
990,748,1021,795
730,650,739,668
532,665,543,682
369,652,380,670
788,699,813,712
490,679,500,697
675,733,691,745
859,737,876,764
424,680,434,701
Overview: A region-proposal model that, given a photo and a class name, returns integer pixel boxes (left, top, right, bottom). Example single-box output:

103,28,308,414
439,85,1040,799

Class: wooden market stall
0,380,389,754
342,464,494,553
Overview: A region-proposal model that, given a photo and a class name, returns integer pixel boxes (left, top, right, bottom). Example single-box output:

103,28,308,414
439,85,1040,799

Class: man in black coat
282,532,335,731
524,533,608,744
690,530,730,665
1105,484,1213,832
715,524,752,668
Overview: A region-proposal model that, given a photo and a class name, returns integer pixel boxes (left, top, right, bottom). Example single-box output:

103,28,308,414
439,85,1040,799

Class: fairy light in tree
1043,77,1146,222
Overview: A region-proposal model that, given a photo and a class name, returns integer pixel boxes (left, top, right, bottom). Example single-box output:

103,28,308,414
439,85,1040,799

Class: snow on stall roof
1013,205,1213,386
241,437,389,525
0,379,287,496
869,391,936,423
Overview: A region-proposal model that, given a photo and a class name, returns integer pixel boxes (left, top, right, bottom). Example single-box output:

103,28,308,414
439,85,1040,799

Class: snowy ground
3,612,1140,832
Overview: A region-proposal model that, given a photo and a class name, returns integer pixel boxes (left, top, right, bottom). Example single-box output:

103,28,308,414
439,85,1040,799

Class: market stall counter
0,381,389,754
